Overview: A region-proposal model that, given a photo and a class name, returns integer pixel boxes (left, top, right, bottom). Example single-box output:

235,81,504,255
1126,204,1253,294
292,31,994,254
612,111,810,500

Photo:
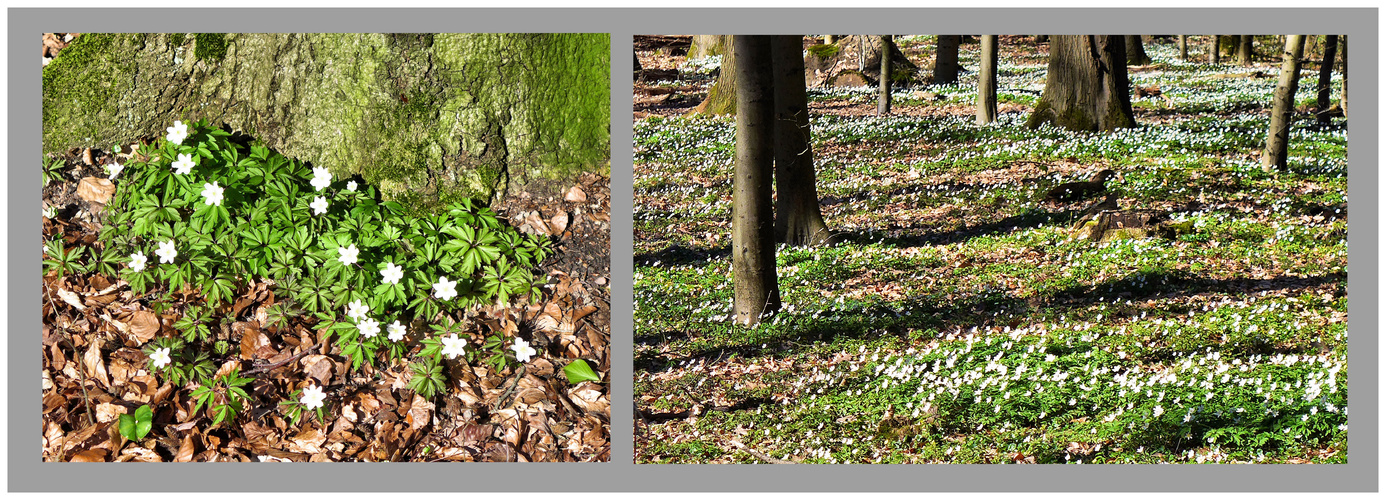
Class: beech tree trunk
1238,35,1253,66
977,35,999,125
689,35,726,59
1263,35,1306,172
41,33,610,207
1026,35,1137,132
731,35,781,326
1126,35,1151,65
694,35,737,115
878,35,893,115
771,36,832,247
1179,35,1188,61
1210,35,1221,64
1316,35,1338,125
934,35,962,85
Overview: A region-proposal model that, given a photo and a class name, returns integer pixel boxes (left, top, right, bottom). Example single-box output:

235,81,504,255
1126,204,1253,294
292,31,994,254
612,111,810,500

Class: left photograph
41,33,611,462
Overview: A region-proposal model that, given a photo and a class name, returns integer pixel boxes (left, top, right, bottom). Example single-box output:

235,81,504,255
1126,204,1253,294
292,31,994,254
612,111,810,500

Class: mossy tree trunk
1026,35,1137,132
1263,35,1306,172
42,33,610,208
731,35,780,326
934,35,962,85
690,35,727,59
693,36,737,115
771,36,832,247
977,35,999,125
1316,35,1338,125
1125,35,1151,65
878,35,893,115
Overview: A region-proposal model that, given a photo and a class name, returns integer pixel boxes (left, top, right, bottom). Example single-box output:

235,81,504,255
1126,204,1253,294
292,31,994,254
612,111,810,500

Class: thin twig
242,339,326,376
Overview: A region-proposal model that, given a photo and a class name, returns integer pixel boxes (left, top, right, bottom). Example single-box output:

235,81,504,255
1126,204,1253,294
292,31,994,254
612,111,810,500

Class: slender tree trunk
935,35,962,85
1210,35,1221,64
858,35,866,73
771,36,832,247
1026,35,1137,132
1238,35,1253,66
1317,35,1338,125
878,35,893,115
1340,35,1347,119
731,35,780,326
1126,35,1151,65
1263,35,1306,172
977,35,999,125
1178,35,1188,61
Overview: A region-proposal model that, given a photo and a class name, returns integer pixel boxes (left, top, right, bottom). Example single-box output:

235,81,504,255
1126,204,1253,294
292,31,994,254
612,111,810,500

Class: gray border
13,7,1375,493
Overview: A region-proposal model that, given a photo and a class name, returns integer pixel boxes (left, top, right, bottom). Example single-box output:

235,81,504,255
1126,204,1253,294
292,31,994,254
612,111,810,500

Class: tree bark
694,36,737,115
690,35,727,59
1210,35,1221,64
934,35,962,85
1238,35,1253,66
1316,35,1338,125
731,35,781,326
42,33,610,207
878,35,893,115
824,35,837,44
771,36,832,247
1026,35,1137,132
1125,35,1151,65
977,35,999,125
1178,35,1188,61
1263,35,1306,172
1339,35,1347,119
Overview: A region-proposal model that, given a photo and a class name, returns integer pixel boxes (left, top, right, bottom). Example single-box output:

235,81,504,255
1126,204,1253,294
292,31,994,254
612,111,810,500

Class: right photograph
633,35,1347,464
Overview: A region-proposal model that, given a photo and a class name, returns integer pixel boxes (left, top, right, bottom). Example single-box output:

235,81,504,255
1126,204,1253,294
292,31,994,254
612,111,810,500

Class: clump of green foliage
99,119,553,425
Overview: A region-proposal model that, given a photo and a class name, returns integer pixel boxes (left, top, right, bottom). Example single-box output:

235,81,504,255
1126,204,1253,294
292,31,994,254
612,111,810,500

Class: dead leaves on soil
42,173,611,462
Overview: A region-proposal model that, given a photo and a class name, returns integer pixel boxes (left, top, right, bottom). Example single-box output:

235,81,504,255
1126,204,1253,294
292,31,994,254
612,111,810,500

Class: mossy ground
634,35,1346,464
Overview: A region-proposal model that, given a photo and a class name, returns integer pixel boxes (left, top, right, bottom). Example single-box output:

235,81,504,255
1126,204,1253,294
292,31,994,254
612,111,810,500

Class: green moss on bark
193,33,227,61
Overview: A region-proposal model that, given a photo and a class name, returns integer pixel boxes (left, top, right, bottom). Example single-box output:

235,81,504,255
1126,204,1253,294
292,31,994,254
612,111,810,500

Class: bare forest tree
1340,35,1347,119
693,36,736,115
1263,35,1306,172
934,35,962,85
1026,35,1137,132
731,35,781,326
1126,35,1151,65
1316,35,1339,126
878,35,893,115
772,36,833,247
1238,35,1253,66
1179,35,1188,61
977,35,999,125
1210,35,1221,64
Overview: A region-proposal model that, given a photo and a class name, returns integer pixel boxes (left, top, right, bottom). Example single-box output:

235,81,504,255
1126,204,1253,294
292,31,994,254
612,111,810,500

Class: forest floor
633,35,1347,464
41,34,611,462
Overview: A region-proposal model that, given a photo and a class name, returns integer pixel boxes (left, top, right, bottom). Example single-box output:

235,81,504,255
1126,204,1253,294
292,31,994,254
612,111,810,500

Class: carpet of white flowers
633,35,1346,464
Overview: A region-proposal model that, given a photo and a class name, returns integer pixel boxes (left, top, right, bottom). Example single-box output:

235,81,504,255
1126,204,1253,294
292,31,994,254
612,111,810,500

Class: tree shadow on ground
635,267,1344,374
